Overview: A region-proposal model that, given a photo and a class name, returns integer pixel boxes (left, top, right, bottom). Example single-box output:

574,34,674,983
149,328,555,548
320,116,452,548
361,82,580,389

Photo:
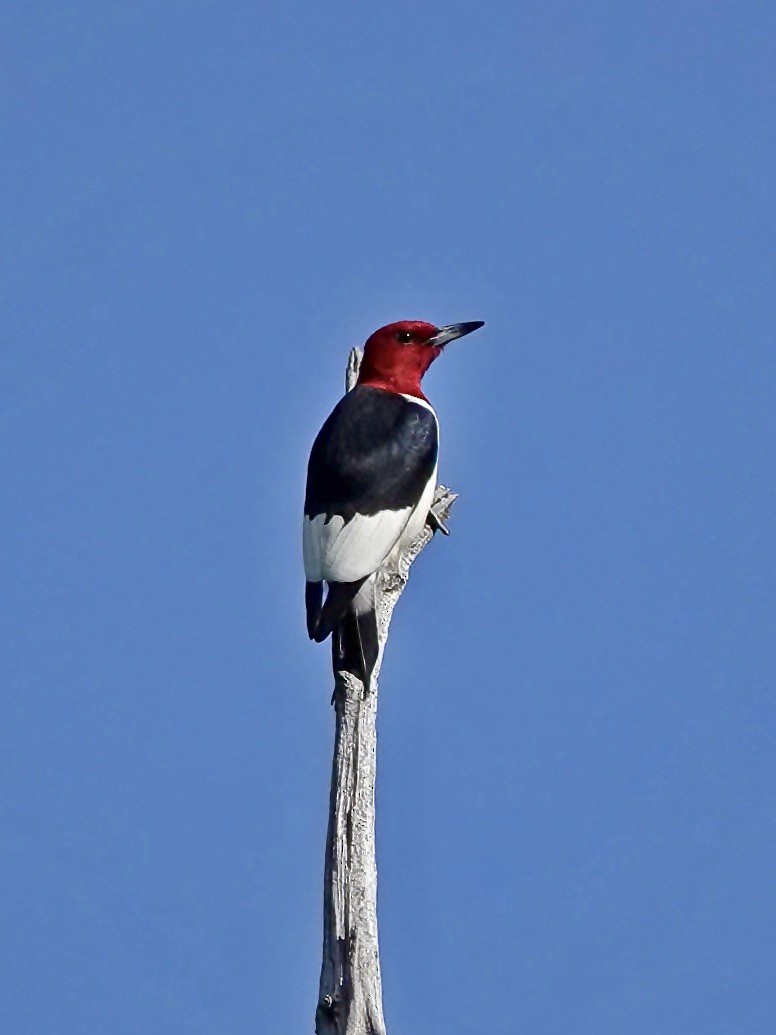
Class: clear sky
1,2,774,1032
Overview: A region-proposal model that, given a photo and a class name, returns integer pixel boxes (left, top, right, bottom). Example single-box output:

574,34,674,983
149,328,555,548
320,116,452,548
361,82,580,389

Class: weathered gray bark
315,349,457,1035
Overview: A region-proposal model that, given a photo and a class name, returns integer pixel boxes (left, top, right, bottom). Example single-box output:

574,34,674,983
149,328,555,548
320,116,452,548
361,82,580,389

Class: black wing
304,385,438,523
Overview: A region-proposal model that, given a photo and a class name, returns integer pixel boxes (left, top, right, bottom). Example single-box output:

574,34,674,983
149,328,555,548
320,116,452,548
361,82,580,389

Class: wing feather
304,508,412,583
303,385,438,584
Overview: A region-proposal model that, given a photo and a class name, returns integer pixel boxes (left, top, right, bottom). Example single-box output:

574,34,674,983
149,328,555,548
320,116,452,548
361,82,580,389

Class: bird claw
426,508,451,536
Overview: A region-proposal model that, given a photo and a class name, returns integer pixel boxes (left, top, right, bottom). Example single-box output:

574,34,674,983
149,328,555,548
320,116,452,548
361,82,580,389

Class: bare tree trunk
314,350,457,1035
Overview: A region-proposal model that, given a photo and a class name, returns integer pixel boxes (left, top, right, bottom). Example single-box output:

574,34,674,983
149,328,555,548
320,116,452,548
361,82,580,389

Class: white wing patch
392,465,437,556
303,507,412,584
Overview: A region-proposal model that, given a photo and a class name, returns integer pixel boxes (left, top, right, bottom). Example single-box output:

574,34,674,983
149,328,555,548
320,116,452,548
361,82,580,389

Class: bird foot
426,508,451,536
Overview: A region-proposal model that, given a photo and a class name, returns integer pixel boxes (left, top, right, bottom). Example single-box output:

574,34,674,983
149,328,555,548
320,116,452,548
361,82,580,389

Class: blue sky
1,2,774,1032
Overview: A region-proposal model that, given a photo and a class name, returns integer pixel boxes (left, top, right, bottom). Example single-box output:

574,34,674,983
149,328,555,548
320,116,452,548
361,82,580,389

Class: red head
357,319,484,400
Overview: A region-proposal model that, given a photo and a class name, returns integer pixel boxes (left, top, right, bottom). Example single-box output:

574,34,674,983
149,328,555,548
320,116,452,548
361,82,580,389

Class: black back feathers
304,385,438,524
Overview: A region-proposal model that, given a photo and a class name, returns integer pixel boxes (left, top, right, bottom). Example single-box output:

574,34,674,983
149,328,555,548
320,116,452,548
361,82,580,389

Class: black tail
332,606,379,688
305,581,323,640
312,578,367,643
310,578,378,688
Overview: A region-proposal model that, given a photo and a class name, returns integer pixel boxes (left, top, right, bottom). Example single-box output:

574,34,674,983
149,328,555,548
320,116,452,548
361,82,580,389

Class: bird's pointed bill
427,321,485,347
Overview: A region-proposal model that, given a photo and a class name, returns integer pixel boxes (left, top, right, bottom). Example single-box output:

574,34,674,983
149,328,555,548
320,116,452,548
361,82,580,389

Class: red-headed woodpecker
303,319,484,686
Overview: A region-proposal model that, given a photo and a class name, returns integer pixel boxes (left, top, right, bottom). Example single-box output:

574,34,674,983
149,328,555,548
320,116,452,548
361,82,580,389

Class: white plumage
302,465,436,584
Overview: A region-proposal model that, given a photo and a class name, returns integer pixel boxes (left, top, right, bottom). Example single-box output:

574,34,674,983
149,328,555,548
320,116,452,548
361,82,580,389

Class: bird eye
397,331,413,343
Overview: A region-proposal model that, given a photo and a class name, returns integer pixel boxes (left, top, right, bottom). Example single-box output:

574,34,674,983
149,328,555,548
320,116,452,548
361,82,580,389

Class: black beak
427,321,485,347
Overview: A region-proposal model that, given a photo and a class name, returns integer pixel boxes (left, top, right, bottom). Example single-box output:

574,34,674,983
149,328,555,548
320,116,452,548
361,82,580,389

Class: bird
303,318,484,688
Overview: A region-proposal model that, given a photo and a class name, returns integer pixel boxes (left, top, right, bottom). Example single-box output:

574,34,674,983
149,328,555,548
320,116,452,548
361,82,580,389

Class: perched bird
303,319,484,687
